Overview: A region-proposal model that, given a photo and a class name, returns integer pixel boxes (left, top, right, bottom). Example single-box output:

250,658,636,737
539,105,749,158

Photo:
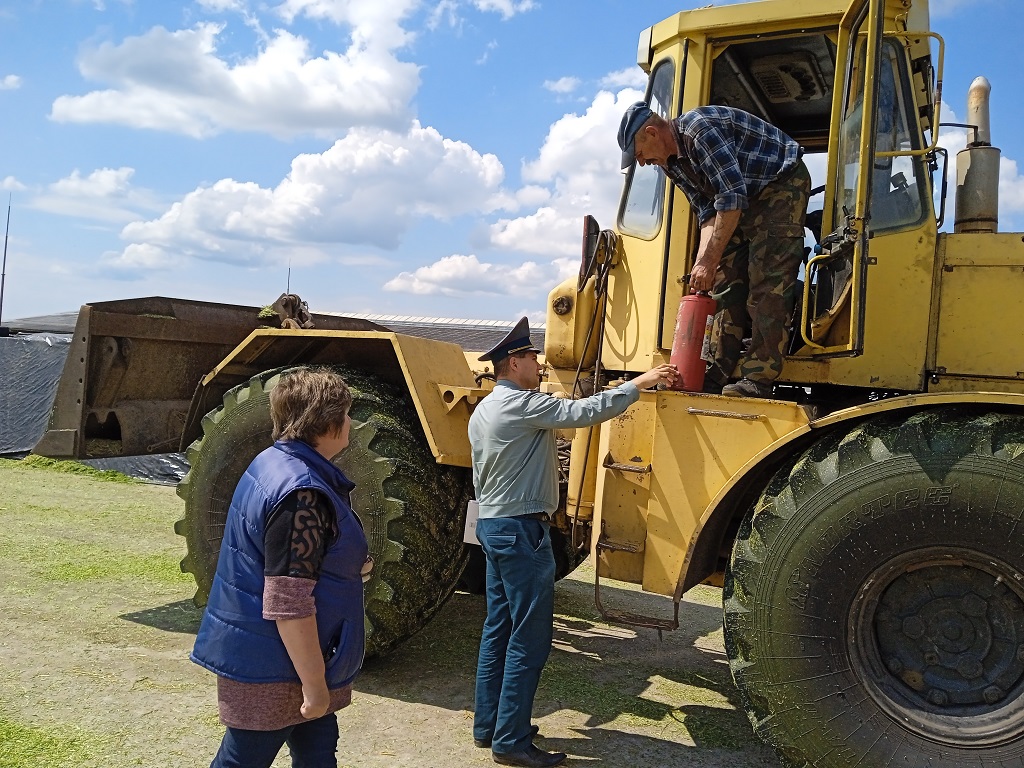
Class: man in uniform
469,317,677,767
617,101,810,398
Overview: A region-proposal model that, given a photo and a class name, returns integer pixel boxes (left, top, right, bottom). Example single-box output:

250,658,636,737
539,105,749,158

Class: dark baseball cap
618,101,654,169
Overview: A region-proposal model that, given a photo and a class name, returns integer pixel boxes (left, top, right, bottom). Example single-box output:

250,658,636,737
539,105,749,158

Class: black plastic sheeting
80,452,190,486
0,333,72,455
0,332,190,485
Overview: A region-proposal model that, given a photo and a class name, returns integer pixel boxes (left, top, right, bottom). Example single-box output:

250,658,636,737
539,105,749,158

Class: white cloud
476,40,498,65
490,88,643,256
2,176,26,191
429,0,533,30
491,206,579,257
198,0,246,10
51,167,134,198
427,0,459,30
999,157,1024,220
600,67,646,90
84,0,133,11
0,74,21,90
470,0,536,20
102,243,182,271
543,76,581,95
383,253,556,296
50,20,419,139
113,122,506,269
31,167,161,224
274,0,419,49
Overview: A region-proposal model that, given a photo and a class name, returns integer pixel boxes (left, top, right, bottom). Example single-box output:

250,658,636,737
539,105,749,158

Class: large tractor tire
175,366,473,657
724,408,1024,767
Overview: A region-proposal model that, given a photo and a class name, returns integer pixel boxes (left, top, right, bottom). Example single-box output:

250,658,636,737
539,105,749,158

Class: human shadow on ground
120,599,202,634
118,565,769,762
357,569,768,762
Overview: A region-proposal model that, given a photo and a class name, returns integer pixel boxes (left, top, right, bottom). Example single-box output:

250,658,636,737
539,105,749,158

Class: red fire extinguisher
669,291,716,392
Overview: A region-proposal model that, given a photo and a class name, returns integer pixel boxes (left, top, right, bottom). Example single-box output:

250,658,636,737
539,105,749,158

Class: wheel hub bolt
903,616,926,639
984,686,1005,704
924,651,940,665
956,658,984,679
961,594,988,617
928,689,949,706
887,657,904,674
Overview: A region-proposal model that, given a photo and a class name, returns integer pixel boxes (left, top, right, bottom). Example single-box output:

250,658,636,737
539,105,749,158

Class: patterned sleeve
264,488,338,579
263,488,338,620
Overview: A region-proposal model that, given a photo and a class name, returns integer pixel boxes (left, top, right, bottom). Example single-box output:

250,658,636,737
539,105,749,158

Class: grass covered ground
0,458,779,768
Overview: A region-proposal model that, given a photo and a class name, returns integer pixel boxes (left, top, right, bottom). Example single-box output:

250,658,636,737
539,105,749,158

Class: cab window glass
619,60,675,237
868,39,926,232
834,16,867,229
834,29,926,234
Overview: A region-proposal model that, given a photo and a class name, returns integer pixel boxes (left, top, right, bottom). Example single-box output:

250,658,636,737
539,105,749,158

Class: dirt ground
0,459,782,768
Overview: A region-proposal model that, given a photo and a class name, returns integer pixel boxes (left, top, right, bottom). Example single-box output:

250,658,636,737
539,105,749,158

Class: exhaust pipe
955,76,1000,234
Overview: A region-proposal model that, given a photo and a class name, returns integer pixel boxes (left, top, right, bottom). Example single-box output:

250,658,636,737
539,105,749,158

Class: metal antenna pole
0,195,10,327
287,258,291,294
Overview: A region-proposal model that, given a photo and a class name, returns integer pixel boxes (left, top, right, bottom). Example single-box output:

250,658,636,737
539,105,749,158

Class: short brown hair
494,350,529,378
270,368,353,443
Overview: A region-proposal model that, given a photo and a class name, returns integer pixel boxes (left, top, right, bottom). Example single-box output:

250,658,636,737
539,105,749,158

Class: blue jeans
474,516,556,754
210,713,339,768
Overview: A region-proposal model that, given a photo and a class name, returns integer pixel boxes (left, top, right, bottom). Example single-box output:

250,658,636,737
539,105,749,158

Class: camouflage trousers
704,160,810,387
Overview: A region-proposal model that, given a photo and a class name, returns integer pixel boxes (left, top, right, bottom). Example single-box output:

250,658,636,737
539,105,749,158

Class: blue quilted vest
190,439,368,688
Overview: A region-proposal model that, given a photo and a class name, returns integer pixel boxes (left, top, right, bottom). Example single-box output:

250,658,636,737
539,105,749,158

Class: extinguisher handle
679,274,712,298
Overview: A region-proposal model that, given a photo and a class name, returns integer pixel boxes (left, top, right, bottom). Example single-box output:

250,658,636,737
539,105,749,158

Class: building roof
5,311,79,334
6,309,546,353
327,312,545,353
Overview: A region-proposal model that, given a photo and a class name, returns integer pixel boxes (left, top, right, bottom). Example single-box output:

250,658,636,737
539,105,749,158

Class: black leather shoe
475,724,540,748
492,744,567,767
701,380,724,394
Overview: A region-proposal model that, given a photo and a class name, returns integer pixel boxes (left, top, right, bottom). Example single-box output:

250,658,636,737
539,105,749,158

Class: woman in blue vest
191,368,371,768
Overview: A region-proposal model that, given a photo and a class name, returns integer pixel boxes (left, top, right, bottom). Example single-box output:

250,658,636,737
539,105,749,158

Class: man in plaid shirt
618,102,811,398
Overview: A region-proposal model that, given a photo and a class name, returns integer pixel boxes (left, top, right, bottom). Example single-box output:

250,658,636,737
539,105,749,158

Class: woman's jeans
210,712,339,768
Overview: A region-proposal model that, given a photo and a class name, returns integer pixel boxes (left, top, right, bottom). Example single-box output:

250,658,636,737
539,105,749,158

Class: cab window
835,34,927,235
618,59,674,238
868,39,927,232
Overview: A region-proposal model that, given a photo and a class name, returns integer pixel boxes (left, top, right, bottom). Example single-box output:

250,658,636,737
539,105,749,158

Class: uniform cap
477,316,541,363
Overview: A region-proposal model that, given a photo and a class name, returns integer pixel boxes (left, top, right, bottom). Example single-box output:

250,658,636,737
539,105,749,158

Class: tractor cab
603,0,946,395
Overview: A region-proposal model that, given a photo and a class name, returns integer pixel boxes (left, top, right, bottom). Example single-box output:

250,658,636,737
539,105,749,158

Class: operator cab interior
706,30,932,351
707,33,837,347
620,20,935,356
709,33,837,153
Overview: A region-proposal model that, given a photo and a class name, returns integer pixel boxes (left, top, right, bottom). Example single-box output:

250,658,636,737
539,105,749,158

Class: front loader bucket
33,296,384,459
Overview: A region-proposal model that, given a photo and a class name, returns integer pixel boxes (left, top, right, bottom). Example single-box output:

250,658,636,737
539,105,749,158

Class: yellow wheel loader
35,0,1024,762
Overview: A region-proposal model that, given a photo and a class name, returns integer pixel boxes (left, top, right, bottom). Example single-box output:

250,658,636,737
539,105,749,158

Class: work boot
721,378,773,398
492,744,567,767
476,725,540,749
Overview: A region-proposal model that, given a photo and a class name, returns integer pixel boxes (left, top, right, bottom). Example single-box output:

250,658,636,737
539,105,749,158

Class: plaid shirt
664,106,800,224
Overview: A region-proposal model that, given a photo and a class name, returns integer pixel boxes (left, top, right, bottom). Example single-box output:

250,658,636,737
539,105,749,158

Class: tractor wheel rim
850,546,1024,746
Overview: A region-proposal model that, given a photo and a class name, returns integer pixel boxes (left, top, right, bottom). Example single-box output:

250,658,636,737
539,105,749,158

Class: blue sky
1,0,1021,324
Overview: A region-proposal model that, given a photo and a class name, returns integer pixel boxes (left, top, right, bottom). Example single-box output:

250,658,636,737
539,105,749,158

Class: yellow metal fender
672,391,1024,601
189,329,486,467
594,390,814,597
